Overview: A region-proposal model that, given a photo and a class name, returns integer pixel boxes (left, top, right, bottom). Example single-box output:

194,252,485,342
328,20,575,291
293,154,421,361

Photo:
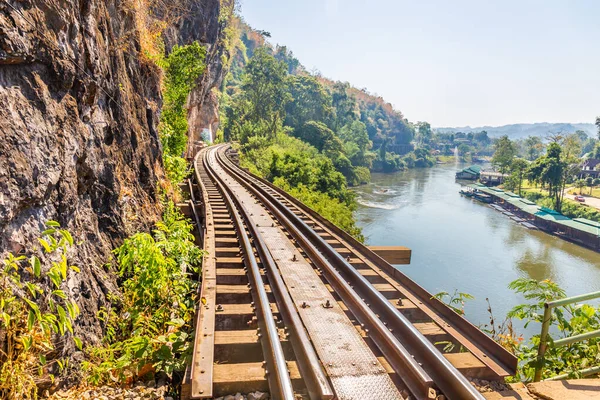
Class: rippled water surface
354,162,600,336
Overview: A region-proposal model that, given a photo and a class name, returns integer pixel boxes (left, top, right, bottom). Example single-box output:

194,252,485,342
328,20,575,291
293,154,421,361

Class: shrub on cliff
159,43,206,184
0,223,81,400
83,202,202,384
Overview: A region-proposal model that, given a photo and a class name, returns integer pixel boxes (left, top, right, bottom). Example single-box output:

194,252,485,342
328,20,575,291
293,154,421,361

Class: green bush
238,133,363,240
83,202,203,384
0,222,81,400
523,191,600,223
159,43,207,158
274,178,363,241
163,154,189,186
507,278,600,381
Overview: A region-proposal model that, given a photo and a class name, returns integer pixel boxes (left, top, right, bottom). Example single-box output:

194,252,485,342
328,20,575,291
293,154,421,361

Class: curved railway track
183,144,517,400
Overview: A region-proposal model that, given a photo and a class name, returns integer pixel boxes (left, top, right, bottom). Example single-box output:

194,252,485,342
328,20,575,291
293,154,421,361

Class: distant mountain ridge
435,122,597,139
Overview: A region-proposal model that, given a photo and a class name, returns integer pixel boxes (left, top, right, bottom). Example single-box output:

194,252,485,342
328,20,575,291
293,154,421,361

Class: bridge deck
207,149,403,400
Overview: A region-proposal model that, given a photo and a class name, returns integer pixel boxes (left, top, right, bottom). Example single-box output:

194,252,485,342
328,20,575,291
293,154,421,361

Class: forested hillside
213,18,437,237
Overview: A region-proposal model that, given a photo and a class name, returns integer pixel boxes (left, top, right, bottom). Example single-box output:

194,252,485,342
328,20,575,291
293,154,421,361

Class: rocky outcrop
0,0,166,344
0,0,230,346
164,0,230,154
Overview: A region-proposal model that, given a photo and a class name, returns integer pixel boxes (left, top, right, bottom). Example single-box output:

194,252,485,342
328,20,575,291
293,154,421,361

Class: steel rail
226,151,518,379
216,145,486,400
203,149,295,400
187,151,216,399
213,147,435,399
205,148,334,400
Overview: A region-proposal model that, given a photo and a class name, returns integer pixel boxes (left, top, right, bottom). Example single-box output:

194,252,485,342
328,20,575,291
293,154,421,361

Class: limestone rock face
0,0,165,344
0,0,228,347
164,0,230,153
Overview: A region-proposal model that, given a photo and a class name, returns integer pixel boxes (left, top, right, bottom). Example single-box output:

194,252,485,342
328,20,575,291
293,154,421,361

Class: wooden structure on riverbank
480,171,509,186
466,183,600,251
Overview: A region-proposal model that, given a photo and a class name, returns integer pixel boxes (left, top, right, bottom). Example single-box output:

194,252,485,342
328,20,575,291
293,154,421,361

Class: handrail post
534,304,553,382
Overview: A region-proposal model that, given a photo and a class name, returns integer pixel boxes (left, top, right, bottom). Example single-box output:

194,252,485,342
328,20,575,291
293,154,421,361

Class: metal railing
534,290,600,381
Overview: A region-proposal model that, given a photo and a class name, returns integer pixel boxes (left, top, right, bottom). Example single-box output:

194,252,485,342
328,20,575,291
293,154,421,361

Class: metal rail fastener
216,146,486,400
206,148,334,400
203,150,295,400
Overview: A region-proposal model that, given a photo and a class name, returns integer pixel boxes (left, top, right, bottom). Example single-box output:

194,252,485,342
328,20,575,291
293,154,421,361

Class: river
354,162,600,337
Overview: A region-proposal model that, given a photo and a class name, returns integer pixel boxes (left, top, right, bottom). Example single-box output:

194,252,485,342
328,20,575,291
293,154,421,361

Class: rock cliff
162,0,231,154
0,0,228,344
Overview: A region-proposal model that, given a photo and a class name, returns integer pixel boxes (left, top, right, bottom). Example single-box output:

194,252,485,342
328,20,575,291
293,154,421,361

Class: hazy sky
241,0,600,127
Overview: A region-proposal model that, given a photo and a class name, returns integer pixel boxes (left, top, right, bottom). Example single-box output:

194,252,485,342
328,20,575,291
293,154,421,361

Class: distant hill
435,123,597,139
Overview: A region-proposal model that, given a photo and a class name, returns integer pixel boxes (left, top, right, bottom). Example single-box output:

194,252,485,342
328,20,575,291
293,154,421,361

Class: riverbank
354,163,600,338
463,183,600,252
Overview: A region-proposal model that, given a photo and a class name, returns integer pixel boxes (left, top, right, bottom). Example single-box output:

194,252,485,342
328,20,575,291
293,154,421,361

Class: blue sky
240,0,600,127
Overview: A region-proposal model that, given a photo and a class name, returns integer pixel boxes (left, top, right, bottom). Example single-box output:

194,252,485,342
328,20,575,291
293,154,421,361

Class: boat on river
473,192,492,203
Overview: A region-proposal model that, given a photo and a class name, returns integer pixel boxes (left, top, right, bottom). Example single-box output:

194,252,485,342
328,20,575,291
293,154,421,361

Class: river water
354,162,600,337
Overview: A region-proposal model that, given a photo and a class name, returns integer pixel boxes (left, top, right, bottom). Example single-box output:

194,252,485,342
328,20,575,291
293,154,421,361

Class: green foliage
239,133,362,238
506,278,600,381
434,290,474,316
237,47,291,138
223,22,423,181
274,178,363,241
507,158,529,195
415,122,432,147
295,121,341,153
0,222,81,400
523,136,545,160
83,202,202,384
285,75,333,130
526,142,569,212
159,42,207,158
163,154,189,186
372,138,405,172
492,135,517,174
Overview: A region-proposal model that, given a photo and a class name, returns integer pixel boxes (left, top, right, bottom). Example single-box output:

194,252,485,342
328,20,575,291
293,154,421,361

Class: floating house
480,171,509,186
456,165,482,180
466,183,600,251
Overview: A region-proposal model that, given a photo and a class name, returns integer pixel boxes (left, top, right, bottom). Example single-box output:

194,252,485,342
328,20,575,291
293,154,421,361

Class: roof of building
583,158,600,168
480,171,509,178
464,184,600,238
459,165,482,175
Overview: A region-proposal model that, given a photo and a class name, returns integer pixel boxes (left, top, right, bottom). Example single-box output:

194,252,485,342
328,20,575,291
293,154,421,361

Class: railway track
183,144,517,400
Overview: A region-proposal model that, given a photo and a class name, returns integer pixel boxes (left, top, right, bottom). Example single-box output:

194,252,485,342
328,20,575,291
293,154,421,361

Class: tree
492,136,516,174
510,158,529,196
524,136,544,161
273,45,300,74
474,130,491,146
586,176,594,195
562,133,583,159
575,179,587,194
330,82,358,132
593,143,600,160
295,121,339,153
596,116,600,140
415,122,432,147
285,75,332,130
582,138,597,156
543,143,568,212
338,120,373,167
457,143,472,159
527,143,568,211
575,130,588,142
239,47,291,137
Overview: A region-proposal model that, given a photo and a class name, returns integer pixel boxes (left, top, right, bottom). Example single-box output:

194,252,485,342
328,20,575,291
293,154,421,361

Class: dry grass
127,0,199,65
